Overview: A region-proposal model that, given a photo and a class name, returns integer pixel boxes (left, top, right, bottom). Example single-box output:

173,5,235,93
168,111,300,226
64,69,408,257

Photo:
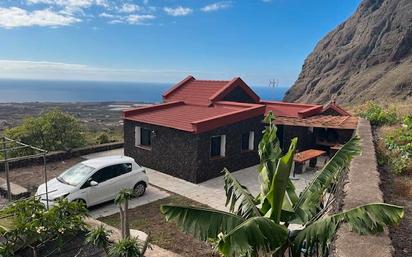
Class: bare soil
1,157,83,193
380,167,412,257
100,194,219,257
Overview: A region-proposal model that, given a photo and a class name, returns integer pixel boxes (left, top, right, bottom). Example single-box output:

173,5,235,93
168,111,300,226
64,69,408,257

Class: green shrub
0,198,88,255
359,101,398,126
382,115,412,174
86,225,111,254
96,131,112,144
4,108,86,155
108,238,143,257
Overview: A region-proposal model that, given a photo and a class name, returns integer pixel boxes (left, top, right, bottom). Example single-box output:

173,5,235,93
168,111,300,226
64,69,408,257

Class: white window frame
220,135,226,157
248,131,254,151
210,135,226,158
135,126,152,150
135,126,141,147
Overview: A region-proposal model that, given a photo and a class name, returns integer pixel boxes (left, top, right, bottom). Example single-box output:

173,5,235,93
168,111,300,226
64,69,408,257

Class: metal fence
0,136,49,208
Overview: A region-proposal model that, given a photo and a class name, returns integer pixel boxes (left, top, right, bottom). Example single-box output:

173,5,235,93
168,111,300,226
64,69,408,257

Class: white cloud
126,14,155,24
99,12,115,18
118,3,140,13
163,6,192,16
0,59,227,83
0,7,80,28
201,2,232,12
104,13,155,25
27,0,95,8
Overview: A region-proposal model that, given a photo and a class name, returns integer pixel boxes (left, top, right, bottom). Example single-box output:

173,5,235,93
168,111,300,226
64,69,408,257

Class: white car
36,156,149,208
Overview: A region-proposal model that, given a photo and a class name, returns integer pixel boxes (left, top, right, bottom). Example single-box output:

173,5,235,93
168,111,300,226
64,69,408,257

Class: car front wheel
134,182,146,197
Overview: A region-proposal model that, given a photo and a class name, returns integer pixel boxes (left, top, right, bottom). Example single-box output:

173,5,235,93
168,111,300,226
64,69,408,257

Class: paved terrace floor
83,148,316,212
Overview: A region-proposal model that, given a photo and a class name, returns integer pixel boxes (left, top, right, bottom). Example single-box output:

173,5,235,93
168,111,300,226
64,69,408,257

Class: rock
284,0,412,104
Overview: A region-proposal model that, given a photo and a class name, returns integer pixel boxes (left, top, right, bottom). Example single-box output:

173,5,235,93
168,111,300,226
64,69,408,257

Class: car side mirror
90,180,98,187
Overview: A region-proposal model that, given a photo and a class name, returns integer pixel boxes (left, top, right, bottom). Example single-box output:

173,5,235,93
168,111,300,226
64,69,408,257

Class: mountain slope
284,0,412,104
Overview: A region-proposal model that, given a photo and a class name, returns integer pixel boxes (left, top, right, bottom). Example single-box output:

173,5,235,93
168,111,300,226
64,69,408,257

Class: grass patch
99,194,219,257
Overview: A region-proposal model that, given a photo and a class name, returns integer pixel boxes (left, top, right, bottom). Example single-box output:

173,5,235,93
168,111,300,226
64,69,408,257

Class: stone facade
124,115,265,183
196,115,264,182
124,120,199,182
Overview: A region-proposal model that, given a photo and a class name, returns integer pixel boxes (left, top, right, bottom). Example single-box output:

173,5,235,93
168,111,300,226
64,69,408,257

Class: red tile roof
163,76,260,106
274,115,358,129
322,102,352,116
124,76,356,133
262,100,323,118
123,101,265,133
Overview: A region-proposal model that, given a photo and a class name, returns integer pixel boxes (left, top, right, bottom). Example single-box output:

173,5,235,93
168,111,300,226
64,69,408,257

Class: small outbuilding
123,76,357,183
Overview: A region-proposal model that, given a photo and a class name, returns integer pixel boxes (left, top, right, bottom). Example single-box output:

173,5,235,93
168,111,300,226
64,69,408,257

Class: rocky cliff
284,0,412,104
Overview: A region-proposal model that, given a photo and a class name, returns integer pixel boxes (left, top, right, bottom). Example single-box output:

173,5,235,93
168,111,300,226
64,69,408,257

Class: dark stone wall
124,120,200,182
196,115,265,182
282,125,355,152
124,116,265,183
222,86,257,103
0,142,124,172
282,125,316,152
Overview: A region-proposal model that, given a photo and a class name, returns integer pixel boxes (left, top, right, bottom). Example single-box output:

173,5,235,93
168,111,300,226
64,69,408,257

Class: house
123,76,358,183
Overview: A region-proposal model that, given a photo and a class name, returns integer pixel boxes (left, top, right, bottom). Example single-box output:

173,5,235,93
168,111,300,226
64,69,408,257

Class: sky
0,0,361,87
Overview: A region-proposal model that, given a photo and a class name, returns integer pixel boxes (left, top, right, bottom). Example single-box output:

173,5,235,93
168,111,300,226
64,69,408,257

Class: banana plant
161,113,404,257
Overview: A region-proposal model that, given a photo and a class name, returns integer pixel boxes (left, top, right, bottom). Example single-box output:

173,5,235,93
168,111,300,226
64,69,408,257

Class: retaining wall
332,118,393,257
0,142,124,171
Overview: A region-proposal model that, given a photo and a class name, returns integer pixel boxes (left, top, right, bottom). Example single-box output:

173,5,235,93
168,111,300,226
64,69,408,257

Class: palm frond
295,136,361,221
292,203,404,257
223,168,261,219
217,216,288,257
161,205,244,241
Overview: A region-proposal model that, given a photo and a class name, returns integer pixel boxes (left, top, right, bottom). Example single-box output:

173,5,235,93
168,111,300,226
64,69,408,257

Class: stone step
0,177,30,200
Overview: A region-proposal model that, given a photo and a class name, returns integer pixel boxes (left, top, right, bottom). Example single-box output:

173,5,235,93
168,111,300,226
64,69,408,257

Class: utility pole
2,137,11,202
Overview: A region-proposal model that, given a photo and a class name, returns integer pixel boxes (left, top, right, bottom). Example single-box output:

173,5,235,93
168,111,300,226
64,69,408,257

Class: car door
112,163,134,193
85,165,120,205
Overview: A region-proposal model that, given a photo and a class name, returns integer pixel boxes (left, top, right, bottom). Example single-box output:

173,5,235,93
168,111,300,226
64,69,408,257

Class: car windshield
57,163,95,186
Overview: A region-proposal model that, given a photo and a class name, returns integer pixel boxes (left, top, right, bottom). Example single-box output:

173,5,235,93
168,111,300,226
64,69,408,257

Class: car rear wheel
134,182,146,197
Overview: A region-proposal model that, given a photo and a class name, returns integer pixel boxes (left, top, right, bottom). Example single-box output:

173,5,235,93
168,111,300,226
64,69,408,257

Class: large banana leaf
257,112,282,197
262,138,297,223
161,205,244,241
291,203,404,257
295,136,361,222
223,168,261,219
216,216,288,257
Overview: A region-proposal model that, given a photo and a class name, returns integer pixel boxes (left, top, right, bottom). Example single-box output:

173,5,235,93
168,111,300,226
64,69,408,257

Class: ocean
0,79,288,103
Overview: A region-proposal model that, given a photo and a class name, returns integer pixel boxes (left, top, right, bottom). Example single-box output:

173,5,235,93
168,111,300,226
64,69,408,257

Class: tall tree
4,108,85,154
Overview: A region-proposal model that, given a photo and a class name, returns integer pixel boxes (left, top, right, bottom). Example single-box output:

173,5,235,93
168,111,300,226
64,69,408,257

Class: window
81,164,131,189
90,165,118,183
241,131,254,151
141,128,151,146
135,126,151,148
58,163,95,186
210,135,226,158
113,163,133,177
